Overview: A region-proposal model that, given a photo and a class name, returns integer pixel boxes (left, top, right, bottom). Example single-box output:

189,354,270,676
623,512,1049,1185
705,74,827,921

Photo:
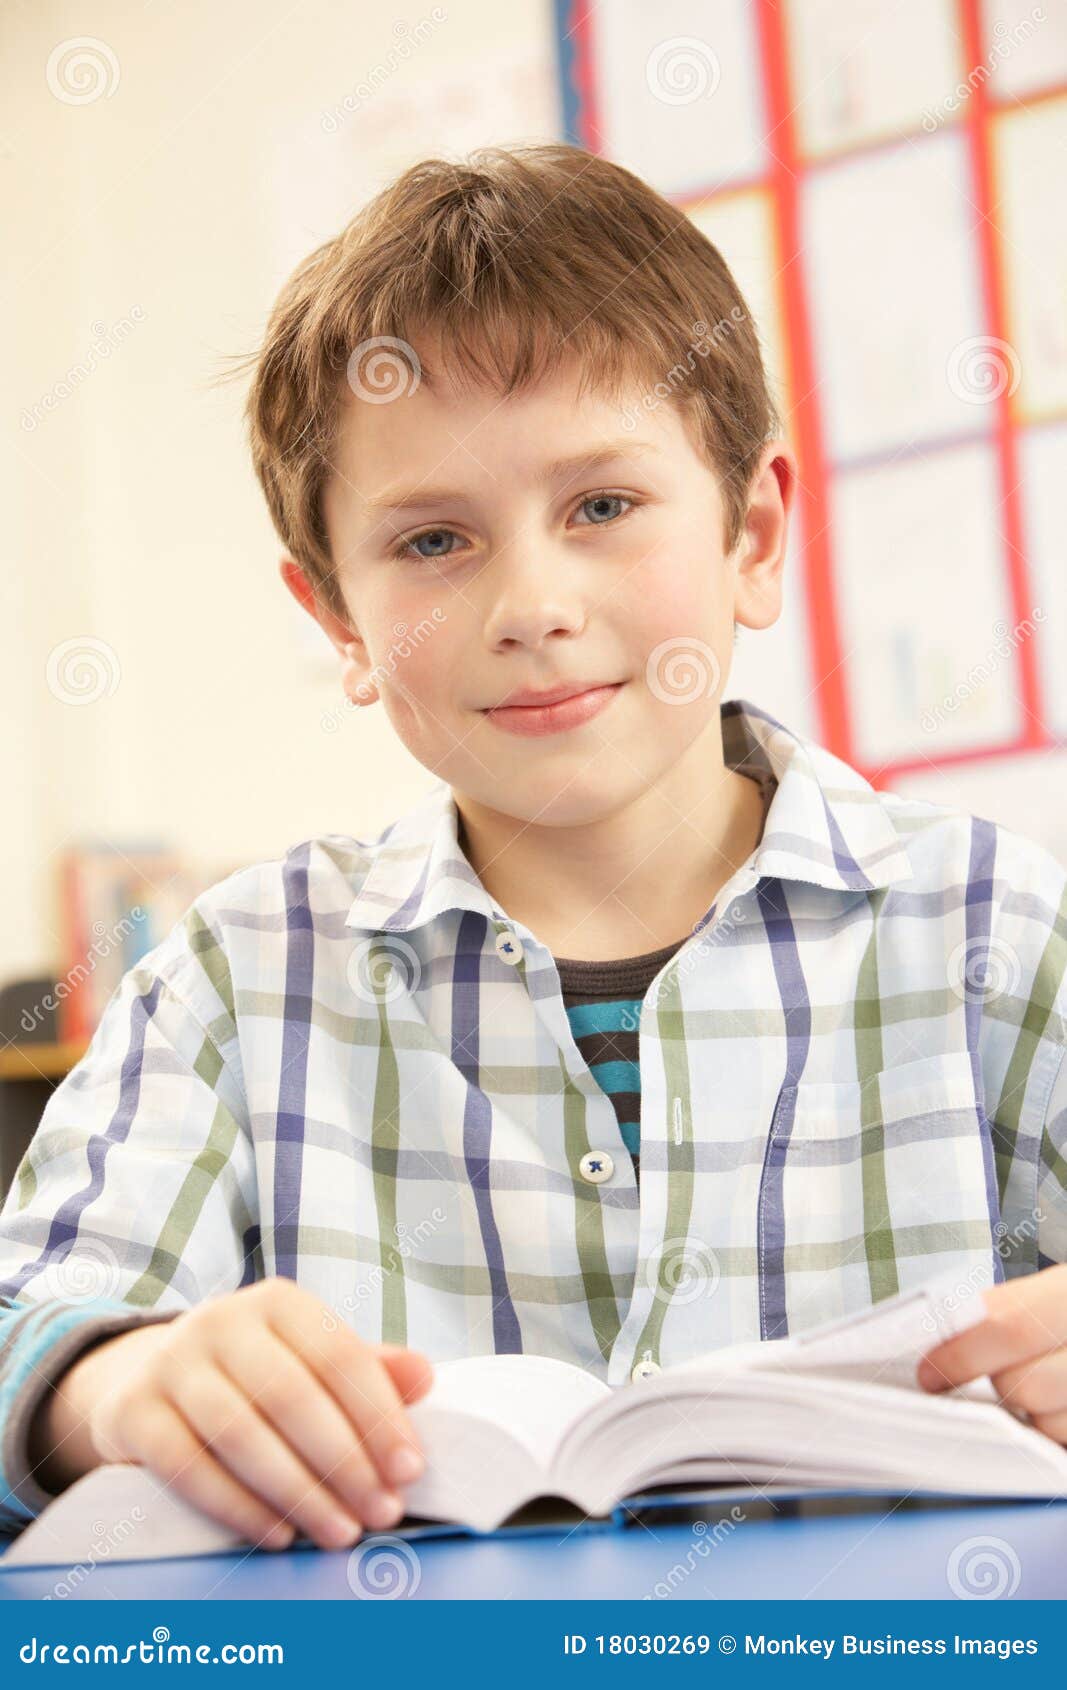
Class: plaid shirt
2,697,1066,1531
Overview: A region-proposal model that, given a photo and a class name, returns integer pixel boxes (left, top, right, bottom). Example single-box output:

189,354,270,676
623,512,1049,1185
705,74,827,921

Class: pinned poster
784,0,962,159
830,440,1021,766
585,0,766,196
802,131,988,464
994,102,1067,423
557,0,1065,802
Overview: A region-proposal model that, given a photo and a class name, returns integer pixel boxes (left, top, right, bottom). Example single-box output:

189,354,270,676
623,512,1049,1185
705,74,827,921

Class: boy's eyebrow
359,440,661,517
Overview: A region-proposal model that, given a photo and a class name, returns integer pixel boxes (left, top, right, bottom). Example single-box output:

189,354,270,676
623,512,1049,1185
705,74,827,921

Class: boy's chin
458,776,639,831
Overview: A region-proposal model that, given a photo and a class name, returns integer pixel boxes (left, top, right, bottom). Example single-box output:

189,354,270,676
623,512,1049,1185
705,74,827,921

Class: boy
2,142,1066,1557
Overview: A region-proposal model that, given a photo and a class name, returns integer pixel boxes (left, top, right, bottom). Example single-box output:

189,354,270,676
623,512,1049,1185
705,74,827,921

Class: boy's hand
35,1277,434,1553
917,1263,1067,1444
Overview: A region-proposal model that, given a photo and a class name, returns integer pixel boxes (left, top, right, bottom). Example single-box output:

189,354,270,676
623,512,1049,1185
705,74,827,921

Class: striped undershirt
556,938,685,1182
555,771,775,1183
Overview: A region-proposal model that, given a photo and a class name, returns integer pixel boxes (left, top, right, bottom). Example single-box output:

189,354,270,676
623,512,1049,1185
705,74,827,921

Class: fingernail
386,1445,424,1485
324,1511,362,1547
363,1489,404,1530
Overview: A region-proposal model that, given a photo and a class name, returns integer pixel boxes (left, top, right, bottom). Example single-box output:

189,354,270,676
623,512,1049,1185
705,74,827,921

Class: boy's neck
453,726,768,964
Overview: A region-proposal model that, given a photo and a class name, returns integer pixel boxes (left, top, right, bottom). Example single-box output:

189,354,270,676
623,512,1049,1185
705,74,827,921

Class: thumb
376,1342,435,1402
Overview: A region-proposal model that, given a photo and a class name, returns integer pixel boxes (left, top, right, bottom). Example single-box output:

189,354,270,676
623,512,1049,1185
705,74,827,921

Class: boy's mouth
481,681,625,738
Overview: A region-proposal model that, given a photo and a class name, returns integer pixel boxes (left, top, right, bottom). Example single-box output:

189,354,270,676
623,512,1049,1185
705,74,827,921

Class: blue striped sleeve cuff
0,1299,183,1534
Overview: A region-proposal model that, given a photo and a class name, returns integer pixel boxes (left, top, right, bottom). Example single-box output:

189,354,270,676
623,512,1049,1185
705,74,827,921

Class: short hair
231,142,783,619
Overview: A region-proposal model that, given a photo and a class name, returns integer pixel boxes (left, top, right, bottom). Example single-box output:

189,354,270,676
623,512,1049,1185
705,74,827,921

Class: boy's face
288,351,793,829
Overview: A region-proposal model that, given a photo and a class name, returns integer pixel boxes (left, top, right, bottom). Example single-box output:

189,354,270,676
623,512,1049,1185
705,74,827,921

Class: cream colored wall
8,2,1064,990
5,0,560,980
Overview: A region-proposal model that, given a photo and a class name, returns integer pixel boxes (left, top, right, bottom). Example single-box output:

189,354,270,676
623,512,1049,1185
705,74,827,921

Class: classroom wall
5,0,559,981
553,0,1067,867
5,0,1065,994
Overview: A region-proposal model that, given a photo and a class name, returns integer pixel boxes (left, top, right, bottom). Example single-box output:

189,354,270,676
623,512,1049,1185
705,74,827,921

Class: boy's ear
732,440,796,634
278,556,380,706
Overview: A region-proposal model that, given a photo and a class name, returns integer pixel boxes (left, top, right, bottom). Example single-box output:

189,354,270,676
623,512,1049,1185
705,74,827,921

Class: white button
631,1357,662,1382
578,1150,614,1183
495,929,523,964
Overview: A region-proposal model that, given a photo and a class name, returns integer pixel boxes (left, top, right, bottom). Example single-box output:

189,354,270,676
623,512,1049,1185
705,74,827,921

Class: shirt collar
344,697,915,936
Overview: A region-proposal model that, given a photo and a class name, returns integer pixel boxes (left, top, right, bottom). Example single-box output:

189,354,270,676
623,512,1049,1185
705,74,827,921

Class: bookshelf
0,1040,88,1196
0,1040,89,1082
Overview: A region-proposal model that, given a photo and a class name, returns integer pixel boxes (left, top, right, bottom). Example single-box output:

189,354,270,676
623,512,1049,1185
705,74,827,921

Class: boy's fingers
269,1302,426,1490
376,1345,435,1402
918,1270,1067,1391
122,1398,298,1553
201,1329,396,1528
916,1321,1008,1391
990,1348,1067,1421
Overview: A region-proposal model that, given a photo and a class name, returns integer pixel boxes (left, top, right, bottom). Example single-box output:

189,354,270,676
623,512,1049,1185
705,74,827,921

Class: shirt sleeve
0,907,261,1533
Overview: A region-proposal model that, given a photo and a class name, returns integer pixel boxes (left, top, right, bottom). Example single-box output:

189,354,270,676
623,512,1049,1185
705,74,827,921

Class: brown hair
230,142,783,620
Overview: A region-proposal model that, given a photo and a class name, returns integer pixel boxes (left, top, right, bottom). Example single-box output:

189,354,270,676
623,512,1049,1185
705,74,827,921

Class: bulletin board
553,0,1067,791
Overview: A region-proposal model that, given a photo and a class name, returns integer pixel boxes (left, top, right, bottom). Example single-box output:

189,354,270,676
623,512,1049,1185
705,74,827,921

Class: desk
2,1498,1066,1600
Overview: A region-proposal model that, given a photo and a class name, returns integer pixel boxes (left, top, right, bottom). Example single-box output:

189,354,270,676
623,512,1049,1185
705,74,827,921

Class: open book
400,1269,1067,1532
5,1269,1067,1569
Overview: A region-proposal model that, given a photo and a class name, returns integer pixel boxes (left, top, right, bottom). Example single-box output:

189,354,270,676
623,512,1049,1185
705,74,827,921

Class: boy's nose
482,583,587,652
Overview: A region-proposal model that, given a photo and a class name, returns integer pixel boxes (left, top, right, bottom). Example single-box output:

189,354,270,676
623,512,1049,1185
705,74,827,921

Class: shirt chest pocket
765,1050,1001,1314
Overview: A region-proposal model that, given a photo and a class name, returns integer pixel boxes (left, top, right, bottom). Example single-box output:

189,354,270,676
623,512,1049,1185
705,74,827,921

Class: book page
669,1265,991,1391
2,1464,245,1569
764,1268,990,1388
409,1353,612,1472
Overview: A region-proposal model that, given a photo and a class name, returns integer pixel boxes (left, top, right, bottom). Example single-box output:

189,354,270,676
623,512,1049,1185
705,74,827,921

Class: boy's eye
393,491,636,563
575,492,632,526
401,528,457,562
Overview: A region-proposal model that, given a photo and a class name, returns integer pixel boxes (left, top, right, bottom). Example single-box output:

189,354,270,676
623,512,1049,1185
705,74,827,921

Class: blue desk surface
2,1497,1066,1600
